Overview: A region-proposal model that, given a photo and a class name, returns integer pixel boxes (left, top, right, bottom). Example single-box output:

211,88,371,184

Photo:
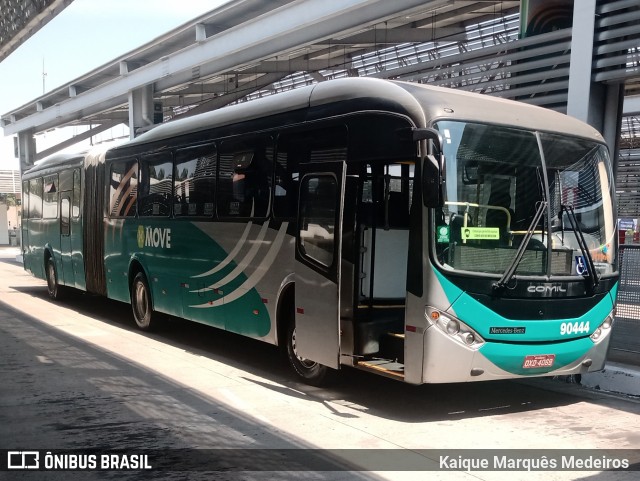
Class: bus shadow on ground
9,284,637,425
0,298,386,478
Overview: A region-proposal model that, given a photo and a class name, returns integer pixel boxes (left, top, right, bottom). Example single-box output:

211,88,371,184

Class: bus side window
273,135,301,219
218,137,273,219
43,174,58,219
139,153,173,217
29,178,43,219
72,169,81,218
299,174,337,268
174,144,217,218
274,126,347,219
60,197,70,236
109,160,138,218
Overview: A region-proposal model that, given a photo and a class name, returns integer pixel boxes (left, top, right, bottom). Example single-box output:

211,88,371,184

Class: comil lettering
527,285,567,294
144,227,172,249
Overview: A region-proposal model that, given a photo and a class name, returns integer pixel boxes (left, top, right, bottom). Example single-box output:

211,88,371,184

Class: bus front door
294,162,345,369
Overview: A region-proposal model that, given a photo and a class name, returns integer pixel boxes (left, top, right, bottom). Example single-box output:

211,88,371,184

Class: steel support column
566,0,623,170
128,85,155,139
603,83,625,176
17,130,36,173
567,0,597,124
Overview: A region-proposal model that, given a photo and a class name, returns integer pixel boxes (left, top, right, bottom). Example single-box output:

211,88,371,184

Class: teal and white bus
21,78,618,385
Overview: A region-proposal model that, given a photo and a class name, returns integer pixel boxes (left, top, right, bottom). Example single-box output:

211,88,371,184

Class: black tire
45,257,65,301
131,272,154,331
286,321,328,386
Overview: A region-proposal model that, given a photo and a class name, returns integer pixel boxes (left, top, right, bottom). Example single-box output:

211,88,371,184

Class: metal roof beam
318,26,468,45
252,58,351,73
1,0,437,136
171,72,289,119
35,121,121,161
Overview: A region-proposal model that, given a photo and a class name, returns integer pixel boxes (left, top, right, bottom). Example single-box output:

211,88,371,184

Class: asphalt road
0,249,639,480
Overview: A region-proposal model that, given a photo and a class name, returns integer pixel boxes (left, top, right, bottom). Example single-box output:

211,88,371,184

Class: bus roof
393,80,604,143
120,77,604,149
22,151,87,178
28,78,605,172
23,143,114,178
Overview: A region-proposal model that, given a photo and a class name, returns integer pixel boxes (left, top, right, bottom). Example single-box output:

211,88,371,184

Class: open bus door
294,162,346,369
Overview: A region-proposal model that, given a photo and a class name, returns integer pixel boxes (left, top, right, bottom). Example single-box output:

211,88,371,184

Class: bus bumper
420,325,611,384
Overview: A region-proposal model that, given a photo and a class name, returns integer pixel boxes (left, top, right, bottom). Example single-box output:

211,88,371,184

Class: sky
0,0,231,170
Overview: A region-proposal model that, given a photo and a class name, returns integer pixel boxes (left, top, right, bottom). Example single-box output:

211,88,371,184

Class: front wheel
286,322,328,386
131,272,154,331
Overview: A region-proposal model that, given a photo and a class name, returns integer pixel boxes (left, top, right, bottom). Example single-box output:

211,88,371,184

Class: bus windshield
433,120,616,279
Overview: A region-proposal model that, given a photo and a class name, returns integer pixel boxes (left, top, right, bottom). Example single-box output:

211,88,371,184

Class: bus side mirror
413,128,444,208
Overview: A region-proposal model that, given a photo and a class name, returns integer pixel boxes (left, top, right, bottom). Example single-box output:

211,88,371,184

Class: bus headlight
590,311,614,343
446,319,460,335
425,306,484,350
462,332,476,345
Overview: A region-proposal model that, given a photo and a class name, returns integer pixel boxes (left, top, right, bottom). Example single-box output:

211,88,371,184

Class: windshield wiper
559,204,599,290
493,200,547,293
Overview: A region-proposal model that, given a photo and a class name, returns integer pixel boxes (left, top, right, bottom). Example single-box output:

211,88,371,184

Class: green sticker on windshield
462,227,500,240
437,225,450,243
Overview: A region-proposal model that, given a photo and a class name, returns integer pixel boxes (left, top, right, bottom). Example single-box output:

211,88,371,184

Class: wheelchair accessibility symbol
575,255,588,275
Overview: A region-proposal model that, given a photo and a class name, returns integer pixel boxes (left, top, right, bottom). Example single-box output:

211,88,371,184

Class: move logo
137,225,172,249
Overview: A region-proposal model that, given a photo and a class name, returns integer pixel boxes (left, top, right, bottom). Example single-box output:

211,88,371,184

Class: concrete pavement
1,245,639,480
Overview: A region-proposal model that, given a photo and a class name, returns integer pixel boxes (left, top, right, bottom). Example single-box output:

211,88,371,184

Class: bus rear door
294,162,345,369
21,180,29,269
59,193,74,287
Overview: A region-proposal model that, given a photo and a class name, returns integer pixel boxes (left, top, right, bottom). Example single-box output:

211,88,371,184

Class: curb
0,246,22,263
581,362,640,397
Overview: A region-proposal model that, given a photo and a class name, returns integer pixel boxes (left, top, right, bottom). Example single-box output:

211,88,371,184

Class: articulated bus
21,78,618,385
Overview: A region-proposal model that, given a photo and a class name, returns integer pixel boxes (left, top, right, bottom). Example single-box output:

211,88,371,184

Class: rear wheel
131,272,154,331
286,321,328,386
45,257,65,301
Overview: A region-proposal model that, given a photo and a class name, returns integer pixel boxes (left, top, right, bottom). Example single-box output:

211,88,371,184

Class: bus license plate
522,354,555,369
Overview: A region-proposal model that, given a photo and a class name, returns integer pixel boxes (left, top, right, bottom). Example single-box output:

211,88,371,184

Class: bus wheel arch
129,261,154,331
276,282,295,352
44,249,65,301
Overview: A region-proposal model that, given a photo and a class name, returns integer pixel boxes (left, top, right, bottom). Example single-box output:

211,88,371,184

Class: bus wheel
131,272,154,331
286,322,328,386
45,258,65,301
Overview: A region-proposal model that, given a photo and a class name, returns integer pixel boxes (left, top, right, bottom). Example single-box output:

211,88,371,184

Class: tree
0,193,18,207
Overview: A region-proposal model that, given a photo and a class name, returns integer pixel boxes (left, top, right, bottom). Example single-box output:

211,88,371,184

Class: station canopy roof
2,0,640,216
